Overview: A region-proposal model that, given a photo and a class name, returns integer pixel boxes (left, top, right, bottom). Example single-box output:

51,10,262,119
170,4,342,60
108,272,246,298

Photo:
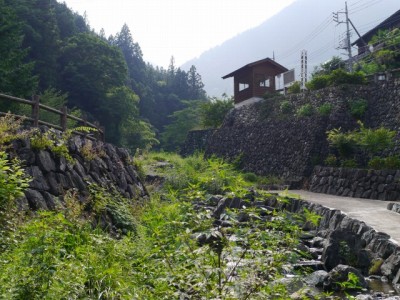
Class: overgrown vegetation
161,95,234,151
287,81,301,94
355,28,400,74
326,121,397,168
349,98,368,120
0,148,330,299
280,100,293,114
317,103,333,116
0,114,30,149
30,126,97,162
296,103,314,117
306,69,366,91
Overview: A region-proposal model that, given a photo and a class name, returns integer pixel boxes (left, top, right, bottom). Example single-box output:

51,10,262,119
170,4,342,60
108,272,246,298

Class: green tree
54,1,89,40
58,33,128,117
200,95,234,128
0,0,37,98
11,0,61,90
120,118,159,152
161,100,203,151
111,24,145,89
101,86,139,145
101,86,158,150
187,65,206,100
312,56,345,77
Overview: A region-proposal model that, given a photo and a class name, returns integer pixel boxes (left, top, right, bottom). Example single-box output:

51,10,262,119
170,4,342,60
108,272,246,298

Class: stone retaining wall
309,166,400,201
268,196,400,282
194,75,400,181
204,85,364,180
180,129,215,157
10,133,147,211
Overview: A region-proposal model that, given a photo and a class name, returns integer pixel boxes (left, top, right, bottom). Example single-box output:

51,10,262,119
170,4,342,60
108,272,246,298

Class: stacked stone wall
204,85,369,180
10,133,147,211
196,76,400,183
268,196,400,282
180,129,215,157
309,166,400,201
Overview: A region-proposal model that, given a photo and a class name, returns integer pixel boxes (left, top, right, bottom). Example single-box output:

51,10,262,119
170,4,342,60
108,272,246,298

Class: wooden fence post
31,95,40,127
61,105,68,132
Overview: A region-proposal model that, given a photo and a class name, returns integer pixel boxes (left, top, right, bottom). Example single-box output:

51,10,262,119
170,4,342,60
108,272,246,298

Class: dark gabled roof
222,57,288,79
352,9,400,46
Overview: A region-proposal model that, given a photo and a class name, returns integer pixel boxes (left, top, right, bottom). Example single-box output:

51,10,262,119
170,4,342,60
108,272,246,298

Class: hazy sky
62,0,296,68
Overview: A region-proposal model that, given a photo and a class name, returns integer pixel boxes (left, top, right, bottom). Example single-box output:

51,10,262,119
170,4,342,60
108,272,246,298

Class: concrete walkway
276,190,400,244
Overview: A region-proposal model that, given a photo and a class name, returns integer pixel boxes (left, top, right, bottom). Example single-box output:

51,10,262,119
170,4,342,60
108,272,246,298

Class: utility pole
301,50,308,89
345,2,352,71
333,2,353,71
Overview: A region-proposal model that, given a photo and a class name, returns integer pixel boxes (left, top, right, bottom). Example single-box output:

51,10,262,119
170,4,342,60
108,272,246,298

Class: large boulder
381,250,400,280
322,229,370,273
323,264,367,292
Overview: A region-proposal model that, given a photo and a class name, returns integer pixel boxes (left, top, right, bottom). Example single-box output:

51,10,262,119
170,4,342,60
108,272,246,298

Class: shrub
0,114,30,149
349,99,368,119
317,103,333,116
355,122,395,156
242,172,258,183
341,159,358,168
328,69,366,86
368,157,385,169
324,154,338,167
0,151,30,212
369,156,400,170
79,140,106,161
327,123,397,167
383,156,400,169
297,103,314,117
200,96,234,128
327,128,357,158
263,92,282,100
0,151,30,251
306,75,329,90
306,70,366,91
368,156,384,170
280,100,293,114
288,81,301,94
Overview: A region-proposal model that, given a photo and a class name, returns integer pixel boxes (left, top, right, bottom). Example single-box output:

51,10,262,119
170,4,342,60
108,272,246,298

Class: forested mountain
0,0,206,151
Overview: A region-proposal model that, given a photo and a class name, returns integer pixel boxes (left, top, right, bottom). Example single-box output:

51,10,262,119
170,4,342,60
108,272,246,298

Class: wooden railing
0,93,104,141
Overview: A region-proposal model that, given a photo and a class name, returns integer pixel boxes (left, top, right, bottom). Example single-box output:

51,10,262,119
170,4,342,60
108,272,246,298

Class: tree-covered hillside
0,0,207,151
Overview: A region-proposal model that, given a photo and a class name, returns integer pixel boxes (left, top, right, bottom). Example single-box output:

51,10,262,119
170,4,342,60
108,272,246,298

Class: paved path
275,190,400,244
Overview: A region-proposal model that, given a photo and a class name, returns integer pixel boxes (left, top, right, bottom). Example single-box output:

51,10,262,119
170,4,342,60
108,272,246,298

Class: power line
348,0,367,8
276,16,333,60
350,0,384,15
278,0,397,79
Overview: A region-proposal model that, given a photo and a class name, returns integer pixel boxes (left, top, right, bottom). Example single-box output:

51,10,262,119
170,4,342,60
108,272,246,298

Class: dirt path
276,190,400,244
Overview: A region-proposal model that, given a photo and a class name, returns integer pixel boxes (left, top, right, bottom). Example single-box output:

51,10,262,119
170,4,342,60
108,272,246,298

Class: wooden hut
222,57,288,105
